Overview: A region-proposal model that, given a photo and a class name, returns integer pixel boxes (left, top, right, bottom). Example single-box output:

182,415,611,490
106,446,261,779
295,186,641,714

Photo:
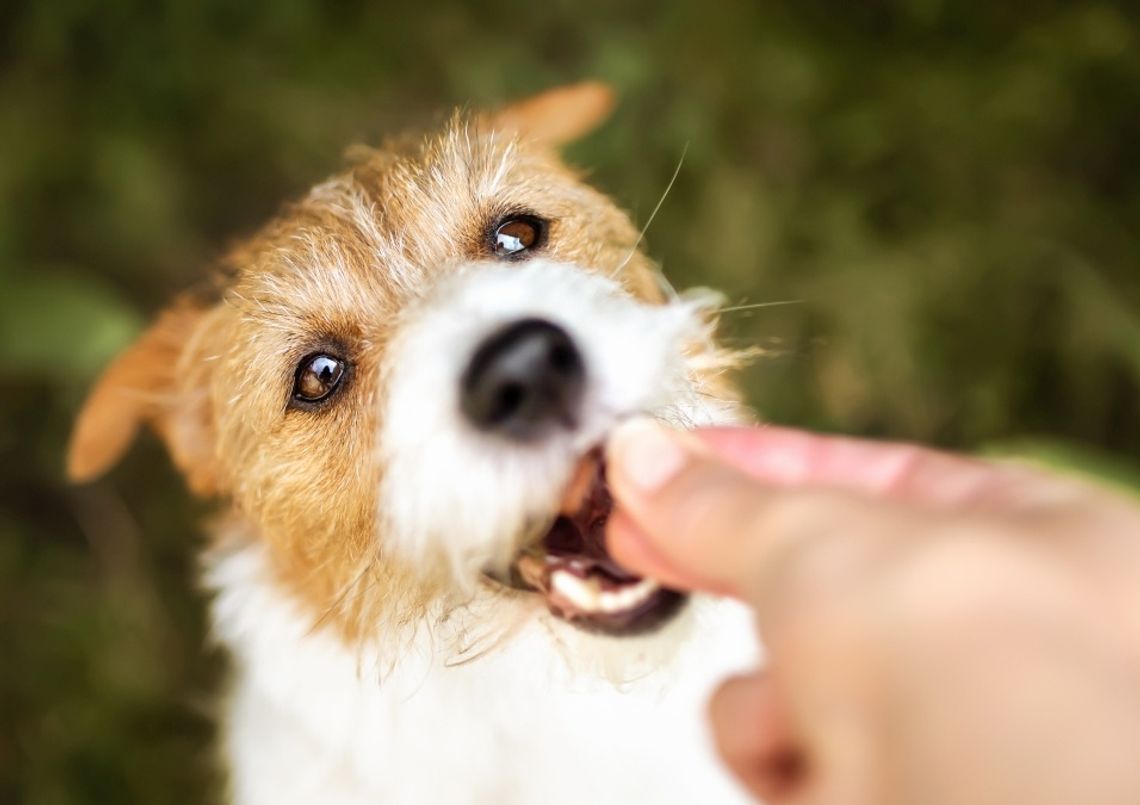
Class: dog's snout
461,318,585,441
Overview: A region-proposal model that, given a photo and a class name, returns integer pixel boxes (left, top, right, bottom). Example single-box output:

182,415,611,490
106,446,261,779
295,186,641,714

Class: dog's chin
489,449,687,637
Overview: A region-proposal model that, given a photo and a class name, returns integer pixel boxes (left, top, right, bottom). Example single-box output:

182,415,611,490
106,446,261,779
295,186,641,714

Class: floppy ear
488,82,616,147
67,301,220,495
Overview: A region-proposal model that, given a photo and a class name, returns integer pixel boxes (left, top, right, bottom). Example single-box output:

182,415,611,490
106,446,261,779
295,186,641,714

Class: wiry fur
69,84,758,803
208,536,758,805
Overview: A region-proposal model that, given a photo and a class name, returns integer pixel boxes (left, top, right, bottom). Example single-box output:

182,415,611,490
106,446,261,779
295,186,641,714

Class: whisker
718,299,803,314
610,143,689,278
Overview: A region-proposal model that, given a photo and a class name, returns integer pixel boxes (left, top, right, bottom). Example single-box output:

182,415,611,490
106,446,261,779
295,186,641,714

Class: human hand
605,421,1140,805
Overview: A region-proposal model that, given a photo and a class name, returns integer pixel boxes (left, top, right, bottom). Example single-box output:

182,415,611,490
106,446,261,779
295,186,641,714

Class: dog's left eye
491,215,546,259
292,353,347,406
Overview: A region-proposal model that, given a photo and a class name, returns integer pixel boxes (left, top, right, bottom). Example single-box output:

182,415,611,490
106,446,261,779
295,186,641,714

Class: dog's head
68,84,744,645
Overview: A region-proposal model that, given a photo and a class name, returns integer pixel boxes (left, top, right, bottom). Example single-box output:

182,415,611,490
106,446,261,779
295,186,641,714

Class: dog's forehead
225,122,591,325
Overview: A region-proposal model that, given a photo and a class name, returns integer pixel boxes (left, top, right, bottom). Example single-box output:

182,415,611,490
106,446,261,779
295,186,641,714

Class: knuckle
751,491,876,596
889,528,1021,630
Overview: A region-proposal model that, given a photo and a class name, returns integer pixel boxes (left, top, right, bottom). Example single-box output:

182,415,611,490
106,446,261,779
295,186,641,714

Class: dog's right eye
490,215,546,260
292,353,347,407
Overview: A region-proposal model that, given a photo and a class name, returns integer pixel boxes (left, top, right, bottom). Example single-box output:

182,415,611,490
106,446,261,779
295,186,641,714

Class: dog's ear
67,300,220,495
489,82,616,147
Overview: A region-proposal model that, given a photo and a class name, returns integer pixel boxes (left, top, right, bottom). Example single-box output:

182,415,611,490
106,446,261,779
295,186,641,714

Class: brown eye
491,215,546,259
292,353,346,406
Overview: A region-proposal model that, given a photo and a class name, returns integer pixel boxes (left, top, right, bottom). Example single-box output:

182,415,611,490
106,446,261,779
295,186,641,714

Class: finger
605,418,915,600
694,425,1012,508
606,510,734,595
710,672,805,802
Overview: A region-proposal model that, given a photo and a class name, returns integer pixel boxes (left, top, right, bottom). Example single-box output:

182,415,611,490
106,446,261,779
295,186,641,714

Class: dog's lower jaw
208,536,759,805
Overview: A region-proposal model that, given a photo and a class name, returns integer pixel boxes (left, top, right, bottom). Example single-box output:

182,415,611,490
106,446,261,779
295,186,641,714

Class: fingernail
607,418,690,493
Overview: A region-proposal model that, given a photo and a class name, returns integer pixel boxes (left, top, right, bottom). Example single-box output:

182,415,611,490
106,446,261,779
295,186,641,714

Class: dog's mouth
509,449,686,636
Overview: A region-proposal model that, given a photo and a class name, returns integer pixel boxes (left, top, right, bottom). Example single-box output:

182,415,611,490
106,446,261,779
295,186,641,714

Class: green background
3,1,1139,802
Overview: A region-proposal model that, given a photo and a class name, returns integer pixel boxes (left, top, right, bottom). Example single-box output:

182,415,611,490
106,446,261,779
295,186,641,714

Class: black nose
460,318,585,441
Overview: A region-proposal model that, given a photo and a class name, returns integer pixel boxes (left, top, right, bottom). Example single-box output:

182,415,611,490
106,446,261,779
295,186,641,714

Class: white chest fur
207,542,759,805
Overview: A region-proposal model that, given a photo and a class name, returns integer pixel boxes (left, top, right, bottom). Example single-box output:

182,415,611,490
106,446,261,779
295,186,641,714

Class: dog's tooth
551,571,661,616
551,570,603,612
515,554,549,592
598,578,659,613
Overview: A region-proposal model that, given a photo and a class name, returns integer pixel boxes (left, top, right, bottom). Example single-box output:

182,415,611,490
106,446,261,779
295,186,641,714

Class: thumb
604,418,898,602
604,418,793,598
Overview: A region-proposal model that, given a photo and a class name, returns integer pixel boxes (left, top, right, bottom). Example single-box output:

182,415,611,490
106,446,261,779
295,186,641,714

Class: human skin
605,420,1140,805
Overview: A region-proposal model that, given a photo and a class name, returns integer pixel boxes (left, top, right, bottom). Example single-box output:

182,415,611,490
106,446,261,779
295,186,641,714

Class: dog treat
558,452,598,516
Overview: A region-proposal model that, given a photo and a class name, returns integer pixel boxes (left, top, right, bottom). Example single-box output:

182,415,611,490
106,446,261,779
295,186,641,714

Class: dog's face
68,84,742,644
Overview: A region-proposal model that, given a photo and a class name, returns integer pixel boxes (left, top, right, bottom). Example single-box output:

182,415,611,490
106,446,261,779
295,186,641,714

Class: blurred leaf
983,438,1140,497
0,268,143,384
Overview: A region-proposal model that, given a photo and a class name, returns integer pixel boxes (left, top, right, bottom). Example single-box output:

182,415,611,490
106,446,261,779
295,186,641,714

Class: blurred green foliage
2,1,1139,802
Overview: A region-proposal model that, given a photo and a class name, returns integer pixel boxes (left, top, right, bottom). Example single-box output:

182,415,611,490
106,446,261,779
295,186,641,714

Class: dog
68,83,759,804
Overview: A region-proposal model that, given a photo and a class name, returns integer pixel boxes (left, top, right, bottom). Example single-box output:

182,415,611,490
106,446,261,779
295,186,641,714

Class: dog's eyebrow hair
609,142,688,279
